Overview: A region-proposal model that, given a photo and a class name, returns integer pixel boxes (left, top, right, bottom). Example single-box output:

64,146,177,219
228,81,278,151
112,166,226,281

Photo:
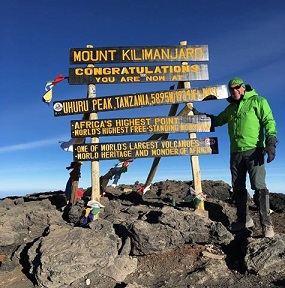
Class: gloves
192,107,213,118
263,136,277,163
192,108,215,131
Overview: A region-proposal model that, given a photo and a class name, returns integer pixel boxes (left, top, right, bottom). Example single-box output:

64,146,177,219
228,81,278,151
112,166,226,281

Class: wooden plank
70,45,209,64
70,115,213,137
73,137,219,161
188,103,203,193
68,64,209,85
53,85,228,116
180,40,202,194
143,102,179,189
85,45,101,207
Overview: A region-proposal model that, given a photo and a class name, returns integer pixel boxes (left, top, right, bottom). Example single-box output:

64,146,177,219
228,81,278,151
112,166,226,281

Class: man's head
228,77,246,101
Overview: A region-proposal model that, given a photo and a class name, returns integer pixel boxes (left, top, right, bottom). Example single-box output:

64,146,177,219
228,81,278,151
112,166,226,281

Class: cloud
0,137,64,153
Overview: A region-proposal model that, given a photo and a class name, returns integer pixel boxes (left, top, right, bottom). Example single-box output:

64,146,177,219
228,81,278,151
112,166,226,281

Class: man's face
229,84,245,101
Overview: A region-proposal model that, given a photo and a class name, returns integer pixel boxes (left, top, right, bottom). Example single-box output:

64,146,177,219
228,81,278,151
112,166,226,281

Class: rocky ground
0,180,285,288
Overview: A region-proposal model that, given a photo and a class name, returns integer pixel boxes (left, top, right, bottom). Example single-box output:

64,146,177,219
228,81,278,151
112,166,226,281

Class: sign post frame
86,45,101,208
180,40,204,211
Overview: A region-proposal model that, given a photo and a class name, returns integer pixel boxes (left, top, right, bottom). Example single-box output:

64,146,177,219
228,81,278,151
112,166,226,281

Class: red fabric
52,74,66,85
137,186,145,194
70,168,80,180
122,161,130,167
76,188,84,200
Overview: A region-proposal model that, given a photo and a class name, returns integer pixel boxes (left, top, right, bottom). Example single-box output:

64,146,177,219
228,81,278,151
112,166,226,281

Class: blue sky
1,0,285,198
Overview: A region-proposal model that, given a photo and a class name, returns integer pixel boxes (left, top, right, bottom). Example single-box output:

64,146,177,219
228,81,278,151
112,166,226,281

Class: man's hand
192,107,204,115
192,107,215,131
263,137,277,163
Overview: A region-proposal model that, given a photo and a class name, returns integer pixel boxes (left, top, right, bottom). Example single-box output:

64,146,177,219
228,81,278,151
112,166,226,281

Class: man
195,77,277,238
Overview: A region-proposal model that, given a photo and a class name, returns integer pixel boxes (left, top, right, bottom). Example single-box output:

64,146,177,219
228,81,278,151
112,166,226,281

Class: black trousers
230,148,272,227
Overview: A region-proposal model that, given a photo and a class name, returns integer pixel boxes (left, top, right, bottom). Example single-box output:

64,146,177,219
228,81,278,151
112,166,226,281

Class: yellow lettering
122,49,131,61
143,49,153,60
146,75,165,82
194,47,203,59
191,64,200,73
75,68,83,75
76,145,88,152
135,150,149,157
72,49,117,63
73,51,81,62
120,76,140,82
160,49,170,60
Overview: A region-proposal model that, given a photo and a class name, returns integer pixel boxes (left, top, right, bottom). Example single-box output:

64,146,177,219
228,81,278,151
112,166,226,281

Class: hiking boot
230,218,255,232
245,218,255,229
229,222,246,232
263,226,274,238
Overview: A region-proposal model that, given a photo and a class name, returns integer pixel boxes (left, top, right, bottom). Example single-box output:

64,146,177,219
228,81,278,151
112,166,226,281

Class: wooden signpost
71,115,213,137
86,54,101,207
70,45,209,64
53,85,228,116
139,41,204,200
180,40,203,196
73,137,219,161
56,41,229,214
68,64,209,85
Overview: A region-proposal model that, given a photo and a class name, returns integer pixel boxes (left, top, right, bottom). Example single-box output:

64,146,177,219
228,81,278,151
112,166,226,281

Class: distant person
194,77,277,238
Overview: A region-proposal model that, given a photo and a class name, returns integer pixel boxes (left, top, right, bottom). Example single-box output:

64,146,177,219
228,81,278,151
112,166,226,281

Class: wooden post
179,40,204,210
68,161,82,205
142,103,179,190
86,45,101,211
70,179,79,205
141,41,204,195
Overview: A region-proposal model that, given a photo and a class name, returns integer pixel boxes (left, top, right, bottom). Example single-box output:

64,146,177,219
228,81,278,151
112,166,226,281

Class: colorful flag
42,89,53,103
59,137,85,152
45,80,54,91
51,74,66,85
42,74,67,104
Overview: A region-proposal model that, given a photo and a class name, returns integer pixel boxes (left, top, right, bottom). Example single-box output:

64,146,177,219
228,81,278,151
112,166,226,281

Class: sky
1,0,285,198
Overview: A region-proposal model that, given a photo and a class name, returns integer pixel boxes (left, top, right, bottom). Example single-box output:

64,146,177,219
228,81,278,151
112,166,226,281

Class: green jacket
212,85,277,153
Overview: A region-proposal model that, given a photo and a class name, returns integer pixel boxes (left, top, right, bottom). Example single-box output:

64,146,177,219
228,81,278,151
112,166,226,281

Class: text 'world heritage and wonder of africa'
73,138,218,161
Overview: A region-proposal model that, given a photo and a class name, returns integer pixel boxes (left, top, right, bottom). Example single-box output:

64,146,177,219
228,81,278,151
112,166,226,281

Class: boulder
28,223,136,287
244,234,285,275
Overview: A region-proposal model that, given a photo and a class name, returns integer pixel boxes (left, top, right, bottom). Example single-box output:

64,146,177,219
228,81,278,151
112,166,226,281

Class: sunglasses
230,84,243,90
